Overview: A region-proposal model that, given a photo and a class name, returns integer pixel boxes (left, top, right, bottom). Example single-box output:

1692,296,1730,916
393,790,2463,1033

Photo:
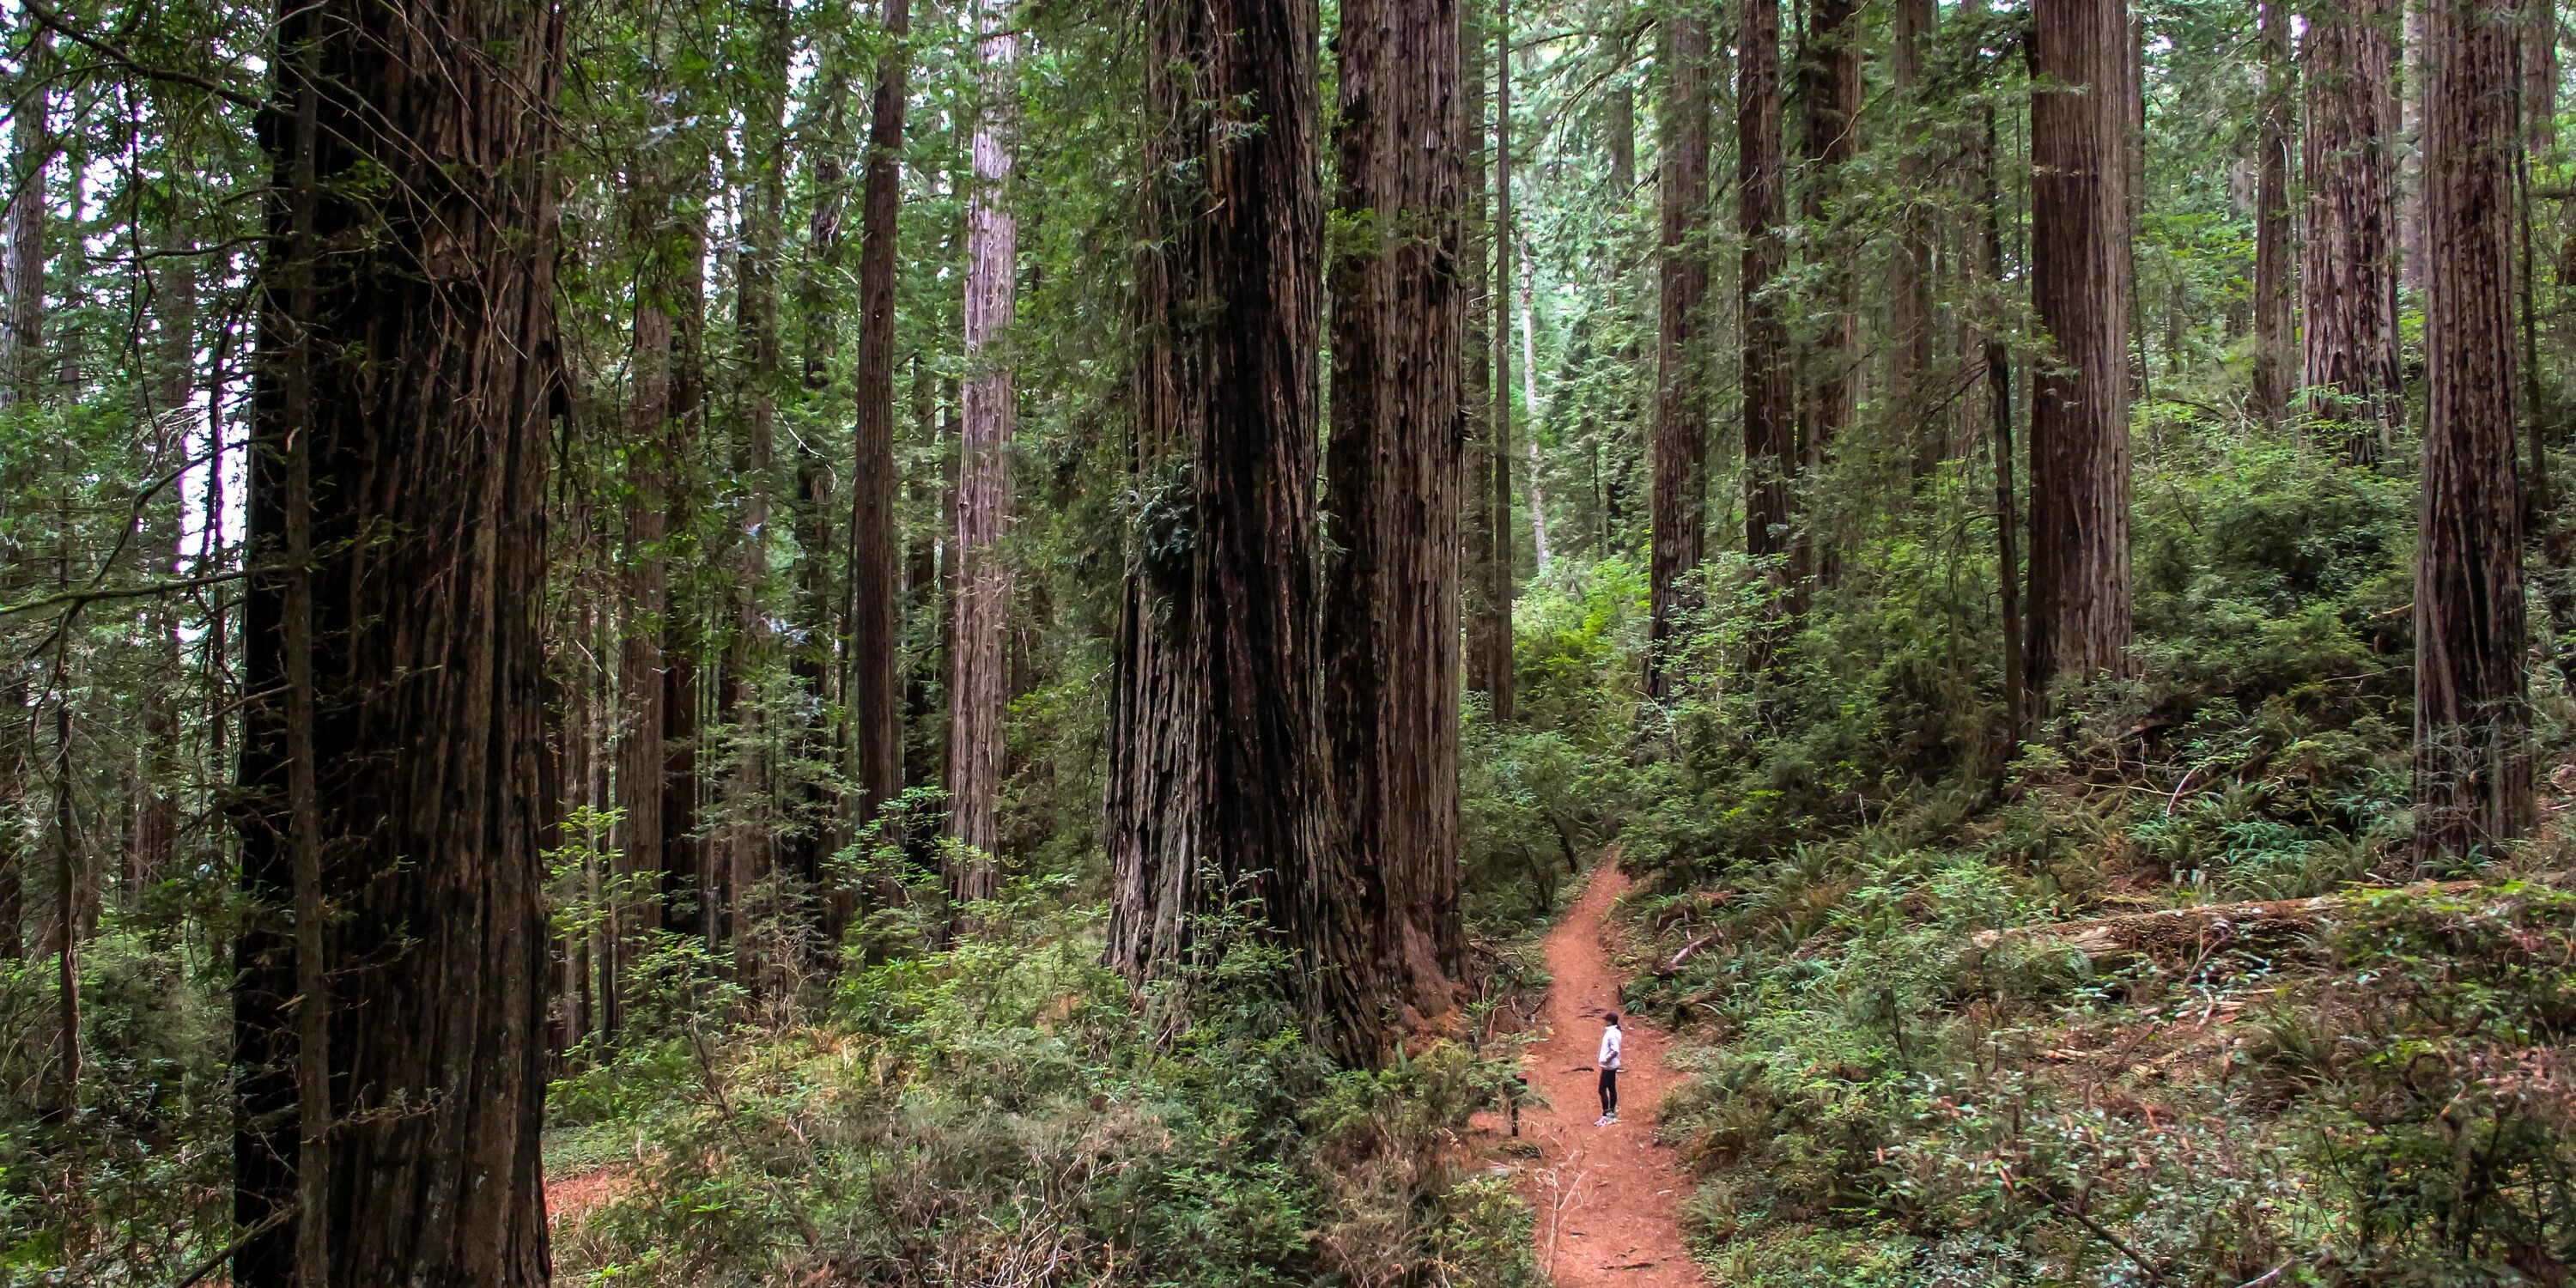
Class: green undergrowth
1601,416,2576,1286
546,880,1546,1287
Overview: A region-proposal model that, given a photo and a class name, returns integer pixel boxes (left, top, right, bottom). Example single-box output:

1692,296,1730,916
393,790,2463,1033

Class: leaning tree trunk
2252,0,2298,428
1107,0,1372,1062
2415,0,2534,871
1648,4,1711,699
851,0,910,850
946,0,1016,902
1795,0,1860,588
1324,0,1465,1025
2026,0,2136,696
231,0,563,1277
2302,0,2403,462
1740,0,1795,644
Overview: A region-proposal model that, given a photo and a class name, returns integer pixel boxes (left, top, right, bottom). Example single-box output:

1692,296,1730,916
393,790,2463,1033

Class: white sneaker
1604,1115,1619,1126
1594,1115,1608,1127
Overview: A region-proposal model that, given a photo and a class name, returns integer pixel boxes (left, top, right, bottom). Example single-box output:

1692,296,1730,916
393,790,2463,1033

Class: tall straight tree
1487,0,1518,723
2027,0,2136,694
2415,0,2532,868
1108,0,1377,1060
851,0,910,845
2251,0,2297,428
231,0,563,1275
1740,0,1795,616
947,0,1017,901
2301,0,2403,460
1324,0,1465,1020
1462,14,1501,710
1648,3,1710,699
1795,0,1861,586
1891,0,1939,471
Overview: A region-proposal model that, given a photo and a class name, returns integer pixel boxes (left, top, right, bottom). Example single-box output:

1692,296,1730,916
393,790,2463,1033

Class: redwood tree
2251,0,2296,428
232,0,563,1277
2026,0,2136,694
1795,0,1861,586
1323,0,1465,1022
947,0,1017,901
1648,3,1710,698
1106,0,1376,1060
851,0,909,845
1487,0,1519,723
2415,0,2532,869
2301,0,2403,459
1740,0,1795,606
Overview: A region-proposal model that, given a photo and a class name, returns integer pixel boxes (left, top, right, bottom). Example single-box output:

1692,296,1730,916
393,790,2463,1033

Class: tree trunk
232,0,562,1274
787,77,848,921
2415,0,2534,871
1108,0,1370,1060
1893,0,1940,472
2302,0,2403,461
1607,75,1637,197
2529,0,2558,153
2403,0,2428,294
2252,0,2298,428
1980,92,2026,748
1649,4,1711,698
1323,0,1465,1026
852,0,910,853
947,0,1016,900
1796,0,1861,588
1740,0,1795,629
2027,0,2137,696
1463,9,1504,714
1488,0,1519,722
1,31,45,414
1516,239,1551,571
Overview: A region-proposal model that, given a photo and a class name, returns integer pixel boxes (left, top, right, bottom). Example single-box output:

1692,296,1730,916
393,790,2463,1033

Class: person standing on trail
1595,1012,1623,1126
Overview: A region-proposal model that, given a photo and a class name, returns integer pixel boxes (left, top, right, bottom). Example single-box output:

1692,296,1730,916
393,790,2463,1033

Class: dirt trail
1508,865,1704,1285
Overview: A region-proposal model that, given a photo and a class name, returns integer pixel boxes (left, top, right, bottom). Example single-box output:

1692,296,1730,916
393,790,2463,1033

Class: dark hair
1605,1012,1619,1026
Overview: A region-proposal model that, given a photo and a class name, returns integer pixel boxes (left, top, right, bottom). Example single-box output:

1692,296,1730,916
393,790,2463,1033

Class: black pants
1598,1067,1619,1116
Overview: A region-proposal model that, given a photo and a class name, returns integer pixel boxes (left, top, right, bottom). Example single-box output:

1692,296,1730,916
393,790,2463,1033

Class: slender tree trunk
1463,10,1502,711
662,204,708,946
2415,0,2534,871
852,0,910,855
2302,0,2403,461
1893,0,1940,472
232,0,562,1274
1608,76,1637,196
0,35,41,960
1324,0,1464,1026
2404,0,2429,294
613,268,671,1027
1516,239,1551,570
1488,0,1519,722
1740,0,1795,632
2530,0,2559,152
1649,4,1711,698
2027,0,2137,696
1981,94,2026,748
135,223,193,896
1109,0,1369,1061
2253,0,2298,428
947,0,1017,898
1796,0,1861,588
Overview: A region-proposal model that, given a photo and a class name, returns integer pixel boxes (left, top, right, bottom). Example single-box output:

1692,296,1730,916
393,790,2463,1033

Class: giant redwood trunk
232,0,563,1277
946,0,1016,900
2251,0,2297,428
1323,0,1465,1023
2415,0,2533,870
1107,0,1376,1061
851,0,910,843
2026,0,2136,695
1891,0,1939,471
1648,4,1710,698
1740,0,1795,611
2301,0,2403,459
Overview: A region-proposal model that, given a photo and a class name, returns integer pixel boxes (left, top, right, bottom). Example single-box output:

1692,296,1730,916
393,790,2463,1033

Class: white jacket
1598,1024,1623,1071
